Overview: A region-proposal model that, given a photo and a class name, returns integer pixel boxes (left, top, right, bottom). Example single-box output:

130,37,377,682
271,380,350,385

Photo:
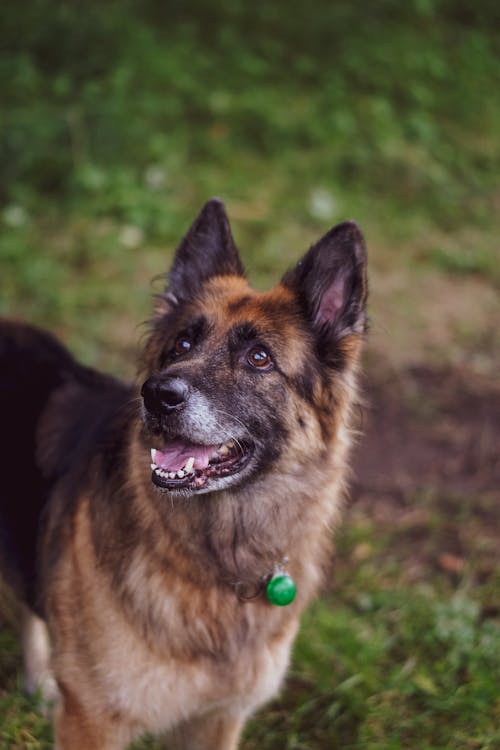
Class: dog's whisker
211,408,250,435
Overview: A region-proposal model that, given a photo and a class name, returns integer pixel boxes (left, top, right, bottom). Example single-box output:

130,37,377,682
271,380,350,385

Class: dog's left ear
282,220,367,351
163,198,244,307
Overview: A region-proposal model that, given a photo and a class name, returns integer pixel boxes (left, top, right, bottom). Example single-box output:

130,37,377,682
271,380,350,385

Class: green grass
3,0,500,222
246,592,500,749
2,0,499,374
1,0,500,747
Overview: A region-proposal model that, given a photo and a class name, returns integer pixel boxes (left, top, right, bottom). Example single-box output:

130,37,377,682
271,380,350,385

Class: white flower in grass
308,188,337,221
3,204,29,228
120,225,144,249
144,165,167,191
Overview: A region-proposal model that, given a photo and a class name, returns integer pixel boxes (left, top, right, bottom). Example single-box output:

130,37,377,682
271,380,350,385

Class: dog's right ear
160,198,245,310
281,220,367,365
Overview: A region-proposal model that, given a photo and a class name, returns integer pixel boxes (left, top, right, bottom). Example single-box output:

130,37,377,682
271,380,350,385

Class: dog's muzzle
140,375,255,493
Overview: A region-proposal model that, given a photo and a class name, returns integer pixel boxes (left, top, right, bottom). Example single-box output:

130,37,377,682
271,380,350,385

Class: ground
351,364,499,590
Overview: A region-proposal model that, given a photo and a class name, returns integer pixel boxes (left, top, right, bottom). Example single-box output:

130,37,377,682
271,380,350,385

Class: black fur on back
0,320,134,612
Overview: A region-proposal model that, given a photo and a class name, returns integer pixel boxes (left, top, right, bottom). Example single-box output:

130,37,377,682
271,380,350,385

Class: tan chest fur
47,498,299,735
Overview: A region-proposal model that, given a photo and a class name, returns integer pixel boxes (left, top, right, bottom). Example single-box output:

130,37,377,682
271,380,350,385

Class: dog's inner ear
164,198,245,306
313,271,349,327
282,220,367,344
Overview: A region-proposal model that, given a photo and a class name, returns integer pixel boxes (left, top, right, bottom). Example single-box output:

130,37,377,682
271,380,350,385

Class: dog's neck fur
90,422,346,660
122,385,354,606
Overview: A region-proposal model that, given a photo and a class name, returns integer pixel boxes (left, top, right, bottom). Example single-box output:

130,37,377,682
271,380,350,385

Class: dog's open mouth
150,438,253,491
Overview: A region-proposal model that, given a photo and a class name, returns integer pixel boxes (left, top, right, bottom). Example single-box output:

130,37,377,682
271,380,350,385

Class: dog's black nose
141,377,189,413
158,378,189,410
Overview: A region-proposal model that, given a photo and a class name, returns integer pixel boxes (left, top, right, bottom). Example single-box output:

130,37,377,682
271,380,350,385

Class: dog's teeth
177,469,185,478
150,463,156,470
154,467,162,475
184,457,195,473
169,472,176,479
219,439,236,456
150,448,157,462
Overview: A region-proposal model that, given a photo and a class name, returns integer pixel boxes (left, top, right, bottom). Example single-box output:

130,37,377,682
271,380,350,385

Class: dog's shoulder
37,360,135,489
0,319,136,610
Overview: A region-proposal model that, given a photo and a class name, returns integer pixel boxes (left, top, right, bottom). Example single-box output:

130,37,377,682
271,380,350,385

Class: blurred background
1,1,499,747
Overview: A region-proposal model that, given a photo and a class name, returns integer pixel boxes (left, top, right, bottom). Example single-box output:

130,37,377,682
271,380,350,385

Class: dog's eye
173,336,192,356
247,346,273,370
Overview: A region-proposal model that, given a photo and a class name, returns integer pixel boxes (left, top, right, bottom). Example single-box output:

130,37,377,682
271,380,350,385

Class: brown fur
0,199,367,749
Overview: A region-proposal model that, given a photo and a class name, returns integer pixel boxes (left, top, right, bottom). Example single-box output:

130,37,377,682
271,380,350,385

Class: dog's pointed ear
282,220,367,356
163,198,244,307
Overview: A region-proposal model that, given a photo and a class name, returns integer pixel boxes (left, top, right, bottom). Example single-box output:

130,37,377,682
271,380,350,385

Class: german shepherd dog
0,199,367,749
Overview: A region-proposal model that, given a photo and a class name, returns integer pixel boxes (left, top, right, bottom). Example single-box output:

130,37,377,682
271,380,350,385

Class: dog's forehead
200,276,303,335
192,276,313,373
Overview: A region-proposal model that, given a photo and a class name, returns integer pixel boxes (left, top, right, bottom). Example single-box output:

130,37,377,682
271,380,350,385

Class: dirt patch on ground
349,365,500,587
353,366,500,499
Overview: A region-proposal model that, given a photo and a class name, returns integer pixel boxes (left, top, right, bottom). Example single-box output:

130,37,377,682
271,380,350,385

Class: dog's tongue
153,441,215,472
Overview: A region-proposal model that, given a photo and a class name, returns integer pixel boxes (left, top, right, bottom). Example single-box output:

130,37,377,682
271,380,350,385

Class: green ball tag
266,573,297,607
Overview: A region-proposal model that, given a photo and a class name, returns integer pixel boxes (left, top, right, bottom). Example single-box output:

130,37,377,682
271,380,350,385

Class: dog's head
141,198,367,496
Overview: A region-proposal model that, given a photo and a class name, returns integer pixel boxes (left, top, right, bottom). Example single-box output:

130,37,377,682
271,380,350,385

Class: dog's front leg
54,688,130,750
22,607,58,708
165,711,246,750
